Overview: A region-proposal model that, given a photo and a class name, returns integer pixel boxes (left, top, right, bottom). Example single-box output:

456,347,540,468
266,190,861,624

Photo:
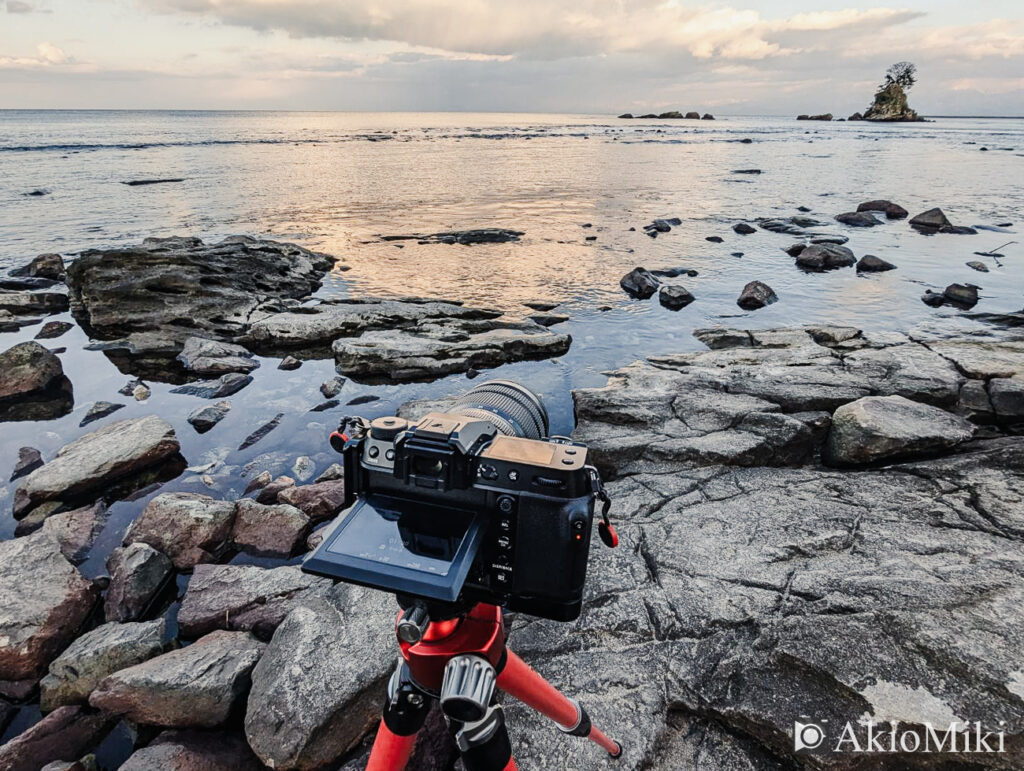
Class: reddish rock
124,493,235,570
119,729,263,771
0,341,64,403
0,706,114,771
255,475,294,504
41,502,108,565
277,480,346,522
232,500,310,557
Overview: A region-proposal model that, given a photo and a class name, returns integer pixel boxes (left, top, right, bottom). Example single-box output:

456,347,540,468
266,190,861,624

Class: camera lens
449,380,550,440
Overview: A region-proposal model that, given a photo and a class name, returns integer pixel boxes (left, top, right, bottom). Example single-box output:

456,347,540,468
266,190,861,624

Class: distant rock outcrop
796,113,832,121
863,61,925,122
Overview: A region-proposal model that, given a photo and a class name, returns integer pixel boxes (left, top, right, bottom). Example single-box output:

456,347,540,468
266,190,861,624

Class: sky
0,0,1022,114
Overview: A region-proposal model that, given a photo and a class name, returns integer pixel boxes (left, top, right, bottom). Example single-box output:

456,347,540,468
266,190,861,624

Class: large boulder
40,619,167,710
89,630,264,728
276,480,346,521
104,543,174,622
0,531,99,681
231,499,310,557
244,585,396,770
119,729,264,771
177,564,333,639
0,341,72,422
825,395,975,465
124,493,236,570
175,337,258,376
10,253,66,280
737,281,777,310
0,706,114,771
40,501,108,564
14,416,181,516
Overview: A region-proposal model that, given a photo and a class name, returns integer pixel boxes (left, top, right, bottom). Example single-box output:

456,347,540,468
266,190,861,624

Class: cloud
0,42,71,68
4,1,36,13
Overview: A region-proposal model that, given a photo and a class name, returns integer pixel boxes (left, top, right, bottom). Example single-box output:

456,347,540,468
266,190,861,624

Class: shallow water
0,110,1023,760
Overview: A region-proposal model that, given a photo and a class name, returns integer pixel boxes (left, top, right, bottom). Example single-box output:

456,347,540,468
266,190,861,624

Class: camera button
479,463,499,480
564,449,577,455
499,519,512,532
497,496,515,514
367,446,380,459
385,449,395,461
507,470,519,481
497,535,511,550
561,459,575,466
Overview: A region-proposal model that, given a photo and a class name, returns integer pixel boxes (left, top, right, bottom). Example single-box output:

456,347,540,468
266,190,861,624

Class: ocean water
0,110,1023,763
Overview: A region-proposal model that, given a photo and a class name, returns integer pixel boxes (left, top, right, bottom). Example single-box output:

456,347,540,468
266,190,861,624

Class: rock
989,378,1024,420
835,211,881,227
783,243,806,257
0,531,99,681
650,267,697,278
864,80,922,121
523,300,558,311
124,493,236,570
382,228,522,245
119,729,264,770
967,260,990,272
909,207,952,231
315,464,344,483
79,401,124,427
0,706,114,771
657,111,682,119
41,501,108,564
11,253,66,281
619,267,660,299
232,499,310,557
170,372,252,399
12,501,62,536
238,413,283,450
736,281,777,310
244,586,396,770
186,401,231,433
732,169,761,175
944,283,979,307
278,355,301,370
178,564,332,639
320,376,345,398
175,337,258,376
104,543,174,622
527,312,569,327
856,254,897,272
658,285,695,310
848,111,864,120
796,113,832,120
290,456,314,482
243,470,272,494
277,480,346,522
64,237,334,357
732,223,756,235
40,759,97,771
795,243,855,271
0,341,65,405
825,395,974,465
89,630,265,728
702,113,714,120
617,113,633,119
0,291,69,317
15,416,180,515
35,321,73,340
857,199,908,219
684,111,700,119
40,619,167,711
132,384,151,401
810,234,848,245
256,475,294,503
921,290,945,307
705,236,723,243
10,447,43,481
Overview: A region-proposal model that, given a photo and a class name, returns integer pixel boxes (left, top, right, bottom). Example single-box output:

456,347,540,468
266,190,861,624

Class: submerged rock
620,267,660,299
795,243,856,271
658,285,695,310
924,283,980,309
736,281,777,310
967,260,990,272
175,336,258,376
238,413,283,450
170,372,251,399
124,492,236,570
835,211,882,227
186,401,231,433
35,321,73,340
856,254,897,272
381,228,523,245
732,223,756,235
857,199,908,219
104,543,174,622
79,401,124,427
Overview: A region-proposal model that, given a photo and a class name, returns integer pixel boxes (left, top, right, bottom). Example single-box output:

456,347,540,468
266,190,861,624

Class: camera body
302,410,597,621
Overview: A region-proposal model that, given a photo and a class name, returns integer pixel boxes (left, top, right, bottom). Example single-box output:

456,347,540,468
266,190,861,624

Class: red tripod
365,602,622,770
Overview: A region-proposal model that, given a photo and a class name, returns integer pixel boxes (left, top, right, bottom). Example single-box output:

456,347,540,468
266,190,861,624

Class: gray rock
15,416,180,515
528,312,570,326
291,455,315,481
124,493,236,570
176,337,258,376
0,341,64,404
186,401,231,433
320,375,345,398
381,228,522,245
658,285,695,310
277,480,346,522
619,268,660,299
856,254,896,272
243,470,272,494
825,395,974,465
737,281,777,309
34,321,74,340
835,211,882,227
79,401,124,427
315,463,344,483
857,199,908,219
41,501,108,564
178,564,332,639
170,372,252,399
40,619,167,710
989,377,1024,420
732,223,757,235
40,759,98,771
909,207,952,231
0,291,69,317
795,243,856,271
238,413,283,450
244,585,396,771
523,300,559,311
10,446,43,481
944,283,980,307
0,531,99,681
967,260,991,272
119,729,264,771
104,543,174,622
232,499,309,557
90,630,265,728
0,706,113,771
11,253,65,280
278,355,302,370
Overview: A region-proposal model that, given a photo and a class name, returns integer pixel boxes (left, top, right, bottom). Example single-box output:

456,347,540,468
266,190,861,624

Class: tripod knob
441,654,496,723
397,603,430,644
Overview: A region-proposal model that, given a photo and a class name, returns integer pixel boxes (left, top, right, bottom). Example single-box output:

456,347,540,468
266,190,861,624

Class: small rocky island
799,62,927,123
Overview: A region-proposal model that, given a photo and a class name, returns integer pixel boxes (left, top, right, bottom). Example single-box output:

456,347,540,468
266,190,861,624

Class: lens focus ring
450,380,549,440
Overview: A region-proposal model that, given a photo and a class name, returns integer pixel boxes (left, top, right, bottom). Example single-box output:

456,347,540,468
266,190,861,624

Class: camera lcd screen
302,494,485,602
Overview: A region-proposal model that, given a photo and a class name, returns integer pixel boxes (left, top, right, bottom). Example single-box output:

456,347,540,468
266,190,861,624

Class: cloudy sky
1,0,1021,114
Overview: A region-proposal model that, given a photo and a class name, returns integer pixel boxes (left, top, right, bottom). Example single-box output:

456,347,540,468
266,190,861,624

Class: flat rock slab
119,729,264,771
0,705,114,771
125,493,236,570
178,564,333,639
14,416,180,515
0,531,99,680
175,336,258,376
89,630,265,728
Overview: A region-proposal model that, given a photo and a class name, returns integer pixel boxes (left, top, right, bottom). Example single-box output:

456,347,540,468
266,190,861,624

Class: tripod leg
367,662,433,771
496,649,622,758
449,704,517,771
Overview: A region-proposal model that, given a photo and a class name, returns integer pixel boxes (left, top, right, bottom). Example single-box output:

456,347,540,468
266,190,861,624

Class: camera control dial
369,416,409,441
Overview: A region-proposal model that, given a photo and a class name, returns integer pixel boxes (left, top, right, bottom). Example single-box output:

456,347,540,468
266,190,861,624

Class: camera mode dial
369,416,409,441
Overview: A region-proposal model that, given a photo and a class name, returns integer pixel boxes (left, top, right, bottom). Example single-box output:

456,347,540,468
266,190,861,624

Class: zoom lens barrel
449,380,550,440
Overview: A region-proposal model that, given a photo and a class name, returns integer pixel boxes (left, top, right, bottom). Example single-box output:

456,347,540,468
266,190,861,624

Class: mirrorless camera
302,381,613,622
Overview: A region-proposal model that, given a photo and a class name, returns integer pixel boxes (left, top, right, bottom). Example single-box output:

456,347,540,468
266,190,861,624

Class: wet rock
810,233,849,245
35,321,73,340
945,283,979,307
619,267,660,299
104,543,174,622
857,199,908,219
702,113,715,120
0,531,99,681
15,416,180,515
528,312,569,326
186,401,231,433
382,228,522,245
315,463,344,483
795,243,856,271
278,355,301,370
40,759,98,771
737,281,777,310
856,254,896,272
658,285,695,310
232,499,310,557
90,630,265,728
291,456,315,482
178,564,332,639
244,586,395,771
796,113,832,120
320,376,345,398
175,337,258,376
11,253,66,281
705,235,723,243
825,395,974,466
243,470,272,495
41,501,108,564
0,341,65,405
238,413,283,450
783,243,806,257
0,291,69,316
523,300,558,311
967,260,990,272
170,372,252,399
12,501,62,536
617,113,633,119
989,377,1024,420
732,223,756,235
79,401,124,427
255,475,294,504
650,267,697,278
124,493,236,570
0,706,114,771
10,447,43,481
346,394,379,406
835,211,881,227
134,385,151,401
277,480,346,522
909,207,951,231
732,169,761,175
40,619,167,711
119,729,264,771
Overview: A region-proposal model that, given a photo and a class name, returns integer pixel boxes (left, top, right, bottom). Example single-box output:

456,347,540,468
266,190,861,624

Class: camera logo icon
794,721,827,751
